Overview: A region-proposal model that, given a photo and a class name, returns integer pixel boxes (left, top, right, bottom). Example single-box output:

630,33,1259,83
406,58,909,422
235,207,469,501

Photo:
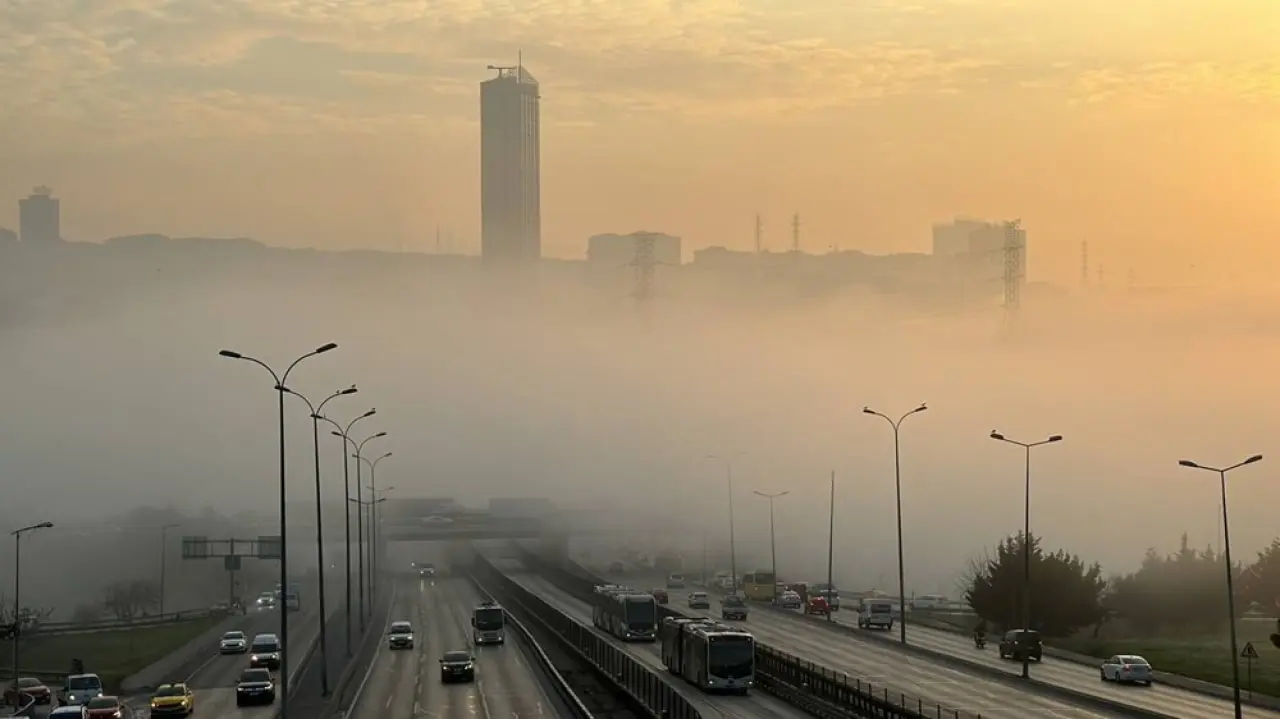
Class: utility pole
791,213,800,253
754,214,763,254
826,471,835,622
1002,219,1024,318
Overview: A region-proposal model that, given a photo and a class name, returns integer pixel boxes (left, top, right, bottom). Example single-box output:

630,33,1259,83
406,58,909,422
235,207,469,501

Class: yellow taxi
149,682,194,716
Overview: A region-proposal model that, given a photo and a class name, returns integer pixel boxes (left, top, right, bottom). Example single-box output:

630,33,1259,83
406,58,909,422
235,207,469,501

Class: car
775,590,802,609
652,589,669,605
4,677,51,706
1100,654,1153,685
805,596,831,616
440,650,476,683
998,629,1044,662
57,674,103,707
388,620,415,650
666,573,685,589
235,668,276,706
423,516,453,524
149,682,195,716
220,629,249,654
85,695,124,719
416,562,437,577
249,633,282,669
49,707,90,718
721,594,749,620
688,591,711,609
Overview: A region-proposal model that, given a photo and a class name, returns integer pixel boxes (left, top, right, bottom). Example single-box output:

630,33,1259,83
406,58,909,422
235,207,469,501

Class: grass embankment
0,616,224,692
914,611,1280,697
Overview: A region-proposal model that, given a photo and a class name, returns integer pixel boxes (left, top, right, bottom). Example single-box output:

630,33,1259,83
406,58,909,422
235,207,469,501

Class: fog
4,251,1280,607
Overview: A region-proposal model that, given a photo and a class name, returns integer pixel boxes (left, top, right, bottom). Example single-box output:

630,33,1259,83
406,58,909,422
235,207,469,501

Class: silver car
57,674,103,707
1100,654,1153,685
220,630,249,654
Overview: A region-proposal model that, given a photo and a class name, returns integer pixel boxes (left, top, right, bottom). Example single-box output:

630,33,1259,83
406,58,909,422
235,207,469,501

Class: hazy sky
1,1,1277,283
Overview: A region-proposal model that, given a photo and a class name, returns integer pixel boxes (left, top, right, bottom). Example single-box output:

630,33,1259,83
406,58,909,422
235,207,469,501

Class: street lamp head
1047,435,1064,443
315,342,338,354
331,430,343,438
384,452,394,458
1245,454,1264,465
37,521,53,529
218,349,242,359
861,407,875,415
1178,459,1199,468
913,403,928,413
363,409,377,418
339,387,358,396
375,431,387,438
990,431,1005,441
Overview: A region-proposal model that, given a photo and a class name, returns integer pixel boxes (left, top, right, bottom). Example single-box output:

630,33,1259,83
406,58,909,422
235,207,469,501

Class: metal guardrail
467,570,594,718
519,548,984,719
22,609,218,637
471,554,701,719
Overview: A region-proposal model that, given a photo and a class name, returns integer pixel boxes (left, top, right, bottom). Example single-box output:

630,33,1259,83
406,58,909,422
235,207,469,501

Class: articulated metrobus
740,571,776,602
471,601,505,645
659,617,755,693
592,586,658,641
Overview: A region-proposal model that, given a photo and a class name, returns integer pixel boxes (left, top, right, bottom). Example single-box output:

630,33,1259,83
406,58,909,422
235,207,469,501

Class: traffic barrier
516,547,969,719
471,553,701,719
29,610,220,637
466,570,594,718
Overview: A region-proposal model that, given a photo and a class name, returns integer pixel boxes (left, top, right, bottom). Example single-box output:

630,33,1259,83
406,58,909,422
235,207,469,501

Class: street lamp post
281,385,357,698
11,521,53,707
1178,454,1263,719
990,430,1063,679
218,341,338,718
321,409,375,657
352,431,387,624
159,523,180,615
359,453,393,603
706,452,747,593
752,491,789,601
862,403,927,644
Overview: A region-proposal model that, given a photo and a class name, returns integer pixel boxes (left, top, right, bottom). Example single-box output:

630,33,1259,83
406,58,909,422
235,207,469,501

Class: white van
911,594,949,611
857,599,895,630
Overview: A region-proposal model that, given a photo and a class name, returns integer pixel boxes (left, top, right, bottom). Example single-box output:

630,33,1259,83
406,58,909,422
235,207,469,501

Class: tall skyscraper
19,186,60,243
480,62,541,264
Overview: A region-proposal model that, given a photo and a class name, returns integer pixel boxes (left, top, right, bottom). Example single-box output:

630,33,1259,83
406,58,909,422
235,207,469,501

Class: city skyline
0,2,1276,286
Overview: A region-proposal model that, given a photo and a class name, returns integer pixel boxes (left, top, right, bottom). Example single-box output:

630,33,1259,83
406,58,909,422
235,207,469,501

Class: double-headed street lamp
11,521,53,704
706,452,748,593
990,430,1063,679
281,385,357,698
863,403,928,645
752,491,789,600
321,408,375,656
352,431,387,623
218,341,338,719
1179,454,1263,719
360,454,393,603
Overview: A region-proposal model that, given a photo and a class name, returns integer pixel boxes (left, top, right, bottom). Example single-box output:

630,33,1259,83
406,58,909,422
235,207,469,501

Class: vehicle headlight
251,654,259,661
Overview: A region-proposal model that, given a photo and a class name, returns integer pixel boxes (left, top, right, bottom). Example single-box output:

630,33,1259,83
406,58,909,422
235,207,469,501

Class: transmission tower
791,213,800,253
629,234,659,310
1002,219,1024,316
754,214,763,254
1081,241,1088,287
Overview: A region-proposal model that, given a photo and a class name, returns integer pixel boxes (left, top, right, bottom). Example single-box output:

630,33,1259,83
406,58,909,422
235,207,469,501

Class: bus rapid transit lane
497,564,823,719
824,612,1280,719
347,575,560,719
603,574,1124,719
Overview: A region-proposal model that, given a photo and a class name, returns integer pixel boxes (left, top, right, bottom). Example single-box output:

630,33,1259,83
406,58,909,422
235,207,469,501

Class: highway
823,610,1280,719
492,558,816,719
345,574,562,719
588,573,1127,719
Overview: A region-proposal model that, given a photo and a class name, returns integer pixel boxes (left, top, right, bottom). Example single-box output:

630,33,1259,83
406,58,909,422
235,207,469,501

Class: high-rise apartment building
480,63,541,264
19,186,60,243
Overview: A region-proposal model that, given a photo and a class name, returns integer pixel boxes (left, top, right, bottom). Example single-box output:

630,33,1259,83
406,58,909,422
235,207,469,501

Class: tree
1107,533,1240,635
102,579,160,620
0,595,54,638
963,532,1107,637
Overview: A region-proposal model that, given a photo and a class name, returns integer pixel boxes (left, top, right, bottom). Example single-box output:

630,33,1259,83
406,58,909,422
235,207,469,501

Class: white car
1100,655,1153,685
422,516,454,524
220,630,249,654
776,591,802,609
57,674,103,707
688,591,711,609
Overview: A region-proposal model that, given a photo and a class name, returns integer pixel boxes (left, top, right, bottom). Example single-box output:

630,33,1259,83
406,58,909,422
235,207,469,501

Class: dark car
652,589,669,605
235,668,276,706
249,634,282,670
85,695,124,719
4,677,51,706
998,629,1043,662
439,650,475,683
388,621,415,650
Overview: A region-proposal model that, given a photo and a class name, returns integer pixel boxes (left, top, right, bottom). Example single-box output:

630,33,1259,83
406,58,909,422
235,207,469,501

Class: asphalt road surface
346,575,566,719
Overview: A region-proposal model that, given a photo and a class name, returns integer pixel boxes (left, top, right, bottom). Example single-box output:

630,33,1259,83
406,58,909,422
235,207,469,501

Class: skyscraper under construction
480,62,541,264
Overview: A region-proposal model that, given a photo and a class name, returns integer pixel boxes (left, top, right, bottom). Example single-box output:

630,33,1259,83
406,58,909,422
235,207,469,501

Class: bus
592,586,657,641
741,571,776,602
471,601,505,645
659,617,755,693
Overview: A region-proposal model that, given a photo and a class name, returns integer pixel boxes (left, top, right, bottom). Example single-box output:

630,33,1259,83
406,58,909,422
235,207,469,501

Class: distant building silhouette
0,227,15,244
480,62,541,264
19,186,60,243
